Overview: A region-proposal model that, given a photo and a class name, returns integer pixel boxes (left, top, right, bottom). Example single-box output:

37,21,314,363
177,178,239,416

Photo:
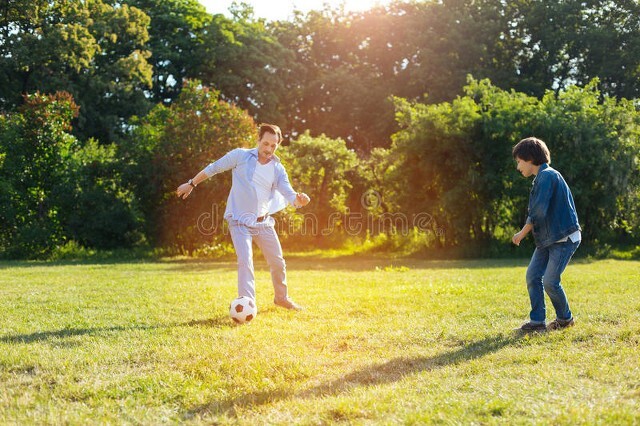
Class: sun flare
200,0,391,21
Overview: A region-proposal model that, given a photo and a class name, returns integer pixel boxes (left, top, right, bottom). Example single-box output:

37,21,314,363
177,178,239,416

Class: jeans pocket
560,241,579,268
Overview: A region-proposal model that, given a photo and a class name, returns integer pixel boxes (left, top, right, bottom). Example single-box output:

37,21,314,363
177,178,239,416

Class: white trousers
228,220,288,303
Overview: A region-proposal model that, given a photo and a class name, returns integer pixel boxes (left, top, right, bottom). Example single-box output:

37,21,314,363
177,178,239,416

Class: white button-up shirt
203,148,297,226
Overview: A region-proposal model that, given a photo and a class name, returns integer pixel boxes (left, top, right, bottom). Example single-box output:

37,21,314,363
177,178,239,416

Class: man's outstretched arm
176,149,241,199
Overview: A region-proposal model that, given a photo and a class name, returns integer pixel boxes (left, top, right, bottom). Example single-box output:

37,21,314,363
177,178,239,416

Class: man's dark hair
258,123,282,143
512,137,551,165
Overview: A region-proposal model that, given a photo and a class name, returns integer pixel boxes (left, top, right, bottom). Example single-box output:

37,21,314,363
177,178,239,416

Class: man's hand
294,192,310,208
176,183,194,200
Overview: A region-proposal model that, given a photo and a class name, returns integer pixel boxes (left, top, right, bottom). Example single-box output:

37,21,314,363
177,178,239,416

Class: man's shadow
0,315,232,344
186,332,524,418
1,305,311,344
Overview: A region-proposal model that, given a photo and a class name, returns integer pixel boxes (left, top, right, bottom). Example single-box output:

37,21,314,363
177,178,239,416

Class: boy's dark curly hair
512,137,551,165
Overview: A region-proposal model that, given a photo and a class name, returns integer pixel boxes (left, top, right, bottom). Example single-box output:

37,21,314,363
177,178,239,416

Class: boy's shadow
187,332,524,418
305,332,522,397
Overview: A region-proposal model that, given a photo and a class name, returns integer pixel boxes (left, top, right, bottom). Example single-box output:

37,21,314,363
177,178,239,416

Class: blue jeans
228,219,288,303
526,240,580,324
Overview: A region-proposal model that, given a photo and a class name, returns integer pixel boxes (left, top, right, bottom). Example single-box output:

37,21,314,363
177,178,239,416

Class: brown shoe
517,321,547,332
547,317,575,331
274,298,303,311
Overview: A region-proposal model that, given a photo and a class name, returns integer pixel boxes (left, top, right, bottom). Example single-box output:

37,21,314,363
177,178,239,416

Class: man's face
515,157,536,177
257,131,279,162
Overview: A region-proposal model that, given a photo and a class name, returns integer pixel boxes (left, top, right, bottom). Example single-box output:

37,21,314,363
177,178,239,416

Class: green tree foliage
390,78,640,247
501,0,640,99
278,132,358,244
0,0,153,143
267,0,640,152
58,139,144,249
196,4,295,128
269,1,516,151
0,92,77,258
4,0,638,152
122,0,212,104
391,92,492,246
0,91,143,258
122,80,256,251
272,6,400,150
1,0,639,255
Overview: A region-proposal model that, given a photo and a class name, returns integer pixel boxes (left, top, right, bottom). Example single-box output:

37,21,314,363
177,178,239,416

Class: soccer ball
229,296,257,324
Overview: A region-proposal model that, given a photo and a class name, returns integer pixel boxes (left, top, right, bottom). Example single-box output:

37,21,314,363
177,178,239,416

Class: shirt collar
249,147,281,163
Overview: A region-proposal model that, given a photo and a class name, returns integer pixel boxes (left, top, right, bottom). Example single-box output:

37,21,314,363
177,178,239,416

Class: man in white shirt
176,124,311,311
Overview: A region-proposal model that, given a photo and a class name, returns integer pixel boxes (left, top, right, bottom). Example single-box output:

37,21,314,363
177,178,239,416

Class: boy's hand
512,231,525,246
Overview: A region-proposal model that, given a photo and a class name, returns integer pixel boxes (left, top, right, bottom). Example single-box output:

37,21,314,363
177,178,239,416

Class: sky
199,0,391,22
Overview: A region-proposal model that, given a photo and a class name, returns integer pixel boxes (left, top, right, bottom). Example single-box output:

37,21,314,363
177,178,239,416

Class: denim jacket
203,148,297,226
527,163,581,248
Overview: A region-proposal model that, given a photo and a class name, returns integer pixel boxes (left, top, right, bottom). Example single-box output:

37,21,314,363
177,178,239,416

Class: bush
121,80,257,252
277,131,358,247
0,92,78,258
59,139,145,249
0,92,146,259
388,77,640,248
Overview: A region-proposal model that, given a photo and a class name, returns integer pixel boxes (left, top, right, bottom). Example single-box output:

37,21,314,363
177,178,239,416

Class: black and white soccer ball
229,296,257,324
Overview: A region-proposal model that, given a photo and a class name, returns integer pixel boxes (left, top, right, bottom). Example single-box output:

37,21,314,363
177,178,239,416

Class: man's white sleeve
203,149,241,177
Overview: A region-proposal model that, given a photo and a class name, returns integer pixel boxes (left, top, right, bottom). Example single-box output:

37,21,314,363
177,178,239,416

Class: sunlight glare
200,0,391,21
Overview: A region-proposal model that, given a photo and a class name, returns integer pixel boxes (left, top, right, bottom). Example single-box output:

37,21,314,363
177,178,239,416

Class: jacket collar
532,163,549,185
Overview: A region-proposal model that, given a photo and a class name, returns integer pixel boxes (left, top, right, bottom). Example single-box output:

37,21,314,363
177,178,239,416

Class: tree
389,77,640,247
277,132,358,244
270,1,511,152
0,91,145,258
0,92,78,258
197,4,296,128
531,80,640,241
0,0,153,143
122,0,211,104
122,80,256,251
272,6,399,151
58,139,144,249
495,0,640,99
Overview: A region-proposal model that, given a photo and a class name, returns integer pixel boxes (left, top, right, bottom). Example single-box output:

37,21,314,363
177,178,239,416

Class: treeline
0,0,639,258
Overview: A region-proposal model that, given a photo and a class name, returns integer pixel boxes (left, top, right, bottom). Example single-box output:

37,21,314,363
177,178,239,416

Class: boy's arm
512,222,533,246
527,172,555,226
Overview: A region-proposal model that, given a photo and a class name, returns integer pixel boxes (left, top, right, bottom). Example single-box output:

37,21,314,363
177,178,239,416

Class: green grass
1,257,639,424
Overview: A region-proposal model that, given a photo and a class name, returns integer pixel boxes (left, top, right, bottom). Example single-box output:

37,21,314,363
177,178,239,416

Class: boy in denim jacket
512,137,581,331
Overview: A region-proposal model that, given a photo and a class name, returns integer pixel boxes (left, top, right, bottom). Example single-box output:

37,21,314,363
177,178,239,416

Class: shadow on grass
185,332,524,419
305,333,522,396
0,257,233,273
0,258,157,269
162,257,536,275
0,257,533,273
0,251,608,271
0,315,232,344
161,263,238,273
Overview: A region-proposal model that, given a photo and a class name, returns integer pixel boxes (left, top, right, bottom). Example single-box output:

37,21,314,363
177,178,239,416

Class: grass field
1,256,639,425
